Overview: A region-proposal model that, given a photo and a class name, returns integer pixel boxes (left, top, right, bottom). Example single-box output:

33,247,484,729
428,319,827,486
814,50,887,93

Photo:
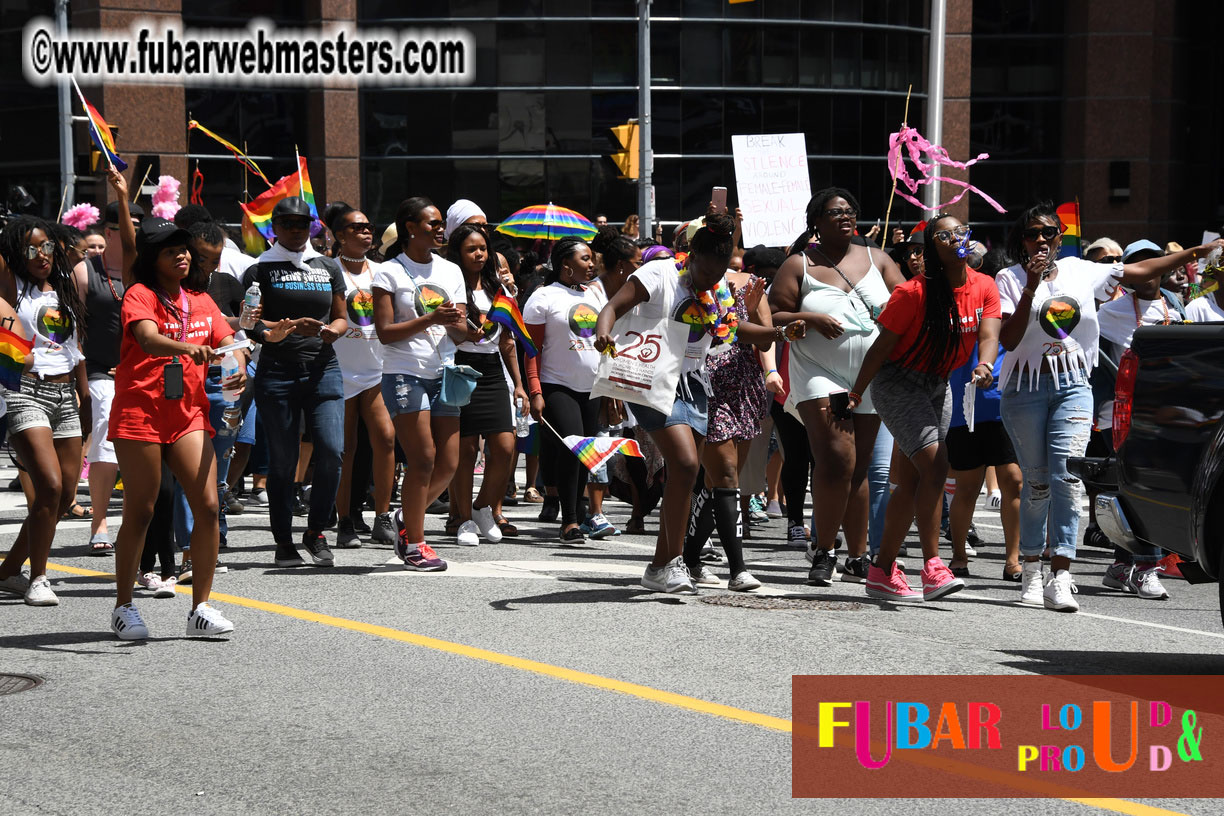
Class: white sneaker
728,571,762,592
1132,566,1169,600
964,544,978,557
456,520,480,547
641,557,696,594
471,506,502,543
987,490,1002,510
691,565,722,586
1044,569,1080,612
153,576,177,599
186,602,234,637
0,570,31,596
1019,561,1044,606
24,575,58,606
137,572,164,593
111,603,149,640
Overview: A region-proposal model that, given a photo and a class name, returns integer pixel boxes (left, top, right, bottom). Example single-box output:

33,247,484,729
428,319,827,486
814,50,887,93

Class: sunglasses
823,207,857,219
276,218,313,230
1095,254,1122,263
905,246,924,257
346,222,373,233
933,225,971,244
1022,226,1061,241
25,241,55,260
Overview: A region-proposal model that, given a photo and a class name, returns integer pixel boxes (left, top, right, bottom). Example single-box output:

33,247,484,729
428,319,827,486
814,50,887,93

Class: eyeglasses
823,207,857,218
1022,226,1061,241
346,222,373,233
25,241,55,259
1095,254,1122,264
933,225,971,244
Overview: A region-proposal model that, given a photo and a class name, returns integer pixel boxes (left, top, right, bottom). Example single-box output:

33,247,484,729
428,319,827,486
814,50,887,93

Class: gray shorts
6,376,81,440
870,362,951,459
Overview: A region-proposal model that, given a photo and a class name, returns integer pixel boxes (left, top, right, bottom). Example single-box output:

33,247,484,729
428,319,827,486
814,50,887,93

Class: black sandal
494,514,519,537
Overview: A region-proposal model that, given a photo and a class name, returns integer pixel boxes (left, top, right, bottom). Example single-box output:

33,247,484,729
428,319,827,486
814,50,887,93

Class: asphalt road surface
1,467,1221,816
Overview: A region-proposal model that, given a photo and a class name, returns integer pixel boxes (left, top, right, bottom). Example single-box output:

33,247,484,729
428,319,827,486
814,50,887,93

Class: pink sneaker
866,562,922,604
921,556,965,601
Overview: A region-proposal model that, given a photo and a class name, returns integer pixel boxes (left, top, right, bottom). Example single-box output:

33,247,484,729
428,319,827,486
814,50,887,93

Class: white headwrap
445,199,486,240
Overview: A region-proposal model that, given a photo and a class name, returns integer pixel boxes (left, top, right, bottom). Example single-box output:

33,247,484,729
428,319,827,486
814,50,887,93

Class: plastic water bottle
221,352,242,402
515,396,531,438
239,282,261,330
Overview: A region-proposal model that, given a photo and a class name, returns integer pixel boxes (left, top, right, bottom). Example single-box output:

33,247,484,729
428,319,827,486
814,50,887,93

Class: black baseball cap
743,244,786,272
105,200,144,226
137,217,191,249
272,197,312,221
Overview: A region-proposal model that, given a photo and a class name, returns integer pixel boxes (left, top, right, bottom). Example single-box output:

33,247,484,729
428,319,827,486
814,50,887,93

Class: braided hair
446,223,501,329
787,187,862,256
689,212,736,262
1,216,87,342
1006,200,1061,264
894,214,962,375
590,226,638,272
323,201,357,258
547,237,587,285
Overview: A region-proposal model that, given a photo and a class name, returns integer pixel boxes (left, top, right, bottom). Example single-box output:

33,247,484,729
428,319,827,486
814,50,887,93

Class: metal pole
924,0,947,210
56,0,75,211
638,0,653,236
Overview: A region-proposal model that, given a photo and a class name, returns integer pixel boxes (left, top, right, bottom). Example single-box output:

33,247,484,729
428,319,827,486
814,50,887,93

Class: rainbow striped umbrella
495,203,597,241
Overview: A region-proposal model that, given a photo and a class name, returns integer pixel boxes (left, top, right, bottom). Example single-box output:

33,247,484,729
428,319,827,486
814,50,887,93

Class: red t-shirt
110,283,231,444
878,271,1001,375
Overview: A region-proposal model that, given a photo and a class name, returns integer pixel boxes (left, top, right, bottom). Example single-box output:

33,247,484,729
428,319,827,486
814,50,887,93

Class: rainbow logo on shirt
1038,296,1081,340
415,283,449,315
347,289,374,327
674,298,706,343
568,303,599,339
36,304,73,344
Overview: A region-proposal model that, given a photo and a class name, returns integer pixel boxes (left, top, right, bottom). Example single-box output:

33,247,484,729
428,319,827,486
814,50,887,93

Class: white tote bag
590,276,688,414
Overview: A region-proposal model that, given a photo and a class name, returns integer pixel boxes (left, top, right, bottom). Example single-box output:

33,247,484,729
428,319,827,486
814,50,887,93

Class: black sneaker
292,484,308,517
1083,523,1112,550
560,526,586,546
538,495,560,523
427,494,450,515
700,541,726,564
371,512,396,546
352,513,372,534
274,541,305,568
966,523,982,546
503,484,519,507
840,554,870,583
301,530,335,567
178,559,193,586
806,547,837,586
336,516,361,549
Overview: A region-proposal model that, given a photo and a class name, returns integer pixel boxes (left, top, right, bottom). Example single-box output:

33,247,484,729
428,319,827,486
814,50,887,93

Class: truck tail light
1113,349,1139,449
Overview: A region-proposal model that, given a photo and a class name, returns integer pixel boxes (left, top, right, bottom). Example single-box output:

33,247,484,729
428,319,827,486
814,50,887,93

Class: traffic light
609,121,639,180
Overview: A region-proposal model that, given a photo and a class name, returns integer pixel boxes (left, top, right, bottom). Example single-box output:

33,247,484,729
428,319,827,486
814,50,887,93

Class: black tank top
82,255,125,379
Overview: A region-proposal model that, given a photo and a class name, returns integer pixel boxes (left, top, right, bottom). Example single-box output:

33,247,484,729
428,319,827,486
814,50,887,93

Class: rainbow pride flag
1057,201,1081,259
239,156,317,242
483,290,538,357
0,325,32,391
562,435,643,473
70,78,126,171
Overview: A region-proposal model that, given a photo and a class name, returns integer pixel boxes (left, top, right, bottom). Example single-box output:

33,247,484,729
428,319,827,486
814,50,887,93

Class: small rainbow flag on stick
1057,200,1081,259
562,435,643,473
187,120,271,186
0,325,33,391
70,77,127,171
239,156,317,242
483,290,538,357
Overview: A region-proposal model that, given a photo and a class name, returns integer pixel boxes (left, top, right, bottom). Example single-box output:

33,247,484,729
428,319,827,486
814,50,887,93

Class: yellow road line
44,561,1192,816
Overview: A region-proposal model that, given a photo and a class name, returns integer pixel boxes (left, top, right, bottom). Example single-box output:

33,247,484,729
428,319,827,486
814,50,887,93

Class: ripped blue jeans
1000,372,1093,560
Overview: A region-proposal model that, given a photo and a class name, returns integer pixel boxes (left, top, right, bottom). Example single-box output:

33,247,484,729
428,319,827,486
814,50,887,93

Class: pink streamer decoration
62,203,100,230
887,125,1007,214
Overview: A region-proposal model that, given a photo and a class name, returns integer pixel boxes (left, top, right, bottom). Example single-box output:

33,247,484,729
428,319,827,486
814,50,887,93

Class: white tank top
17,284,82,377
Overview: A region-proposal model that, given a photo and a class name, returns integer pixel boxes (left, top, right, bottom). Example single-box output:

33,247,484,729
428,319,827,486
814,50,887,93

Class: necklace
1132,292,1170,328
339,253,367,264
678,261,739,343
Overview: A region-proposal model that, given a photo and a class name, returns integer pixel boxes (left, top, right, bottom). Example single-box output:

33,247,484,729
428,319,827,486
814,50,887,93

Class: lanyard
1131,293,1169,328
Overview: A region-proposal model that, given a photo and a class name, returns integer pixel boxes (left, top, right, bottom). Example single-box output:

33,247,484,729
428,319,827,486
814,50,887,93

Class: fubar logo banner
792,675,1221,798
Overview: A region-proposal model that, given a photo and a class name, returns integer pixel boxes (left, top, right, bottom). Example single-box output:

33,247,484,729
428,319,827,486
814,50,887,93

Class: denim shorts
381,372,461,419
634,373,709,436
7,376,81,439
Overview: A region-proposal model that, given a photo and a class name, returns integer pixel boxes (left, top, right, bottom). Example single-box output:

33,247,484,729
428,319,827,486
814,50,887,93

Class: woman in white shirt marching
325,203,397,548
372,197,467,571
995,200,1222,613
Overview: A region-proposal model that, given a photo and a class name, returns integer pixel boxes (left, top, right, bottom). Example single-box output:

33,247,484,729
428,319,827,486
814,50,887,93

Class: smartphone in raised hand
711,186,728,214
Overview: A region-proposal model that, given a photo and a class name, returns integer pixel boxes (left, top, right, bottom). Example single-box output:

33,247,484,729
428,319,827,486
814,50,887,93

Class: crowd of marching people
1,172,1222,642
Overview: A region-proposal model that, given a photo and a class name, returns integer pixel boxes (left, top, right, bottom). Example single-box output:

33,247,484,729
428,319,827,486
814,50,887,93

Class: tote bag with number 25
590,277,688,414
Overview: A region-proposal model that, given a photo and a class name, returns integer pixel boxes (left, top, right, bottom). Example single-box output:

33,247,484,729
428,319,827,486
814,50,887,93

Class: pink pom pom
152,175,181,205
62,203,100,230
151,201,180,220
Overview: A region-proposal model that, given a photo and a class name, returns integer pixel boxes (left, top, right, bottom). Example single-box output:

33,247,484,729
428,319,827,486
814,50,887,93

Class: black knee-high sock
683,487,715,573
713,487,746,575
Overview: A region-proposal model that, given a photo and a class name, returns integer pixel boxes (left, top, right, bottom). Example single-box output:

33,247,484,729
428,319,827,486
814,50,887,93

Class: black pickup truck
1070,324,1224,629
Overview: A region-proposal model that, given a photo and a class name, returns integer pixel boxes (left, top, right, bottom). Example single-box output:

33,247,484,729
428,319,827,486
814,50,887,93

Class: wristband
848,391,862,403
767,368,778,374
974,362,991,371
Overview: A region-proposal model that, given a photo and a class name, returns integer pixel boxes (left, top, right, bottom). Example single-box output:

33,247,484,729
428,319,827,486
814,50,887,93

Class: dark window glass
546,0,591,15
591,90,639,152
499,0,545,16
832,0,862,23
762,27,798,87
499,158,546,216
800,0,834,20
725,96,763,141
861,28,884,88
798,29,832,86
763,96,801,136
592,22,637,85
832,29,860,88
682,25,723,85
651,93,683,154
547,23,592,86
727,28,763,86
800,95,834,154
362,90,451,157
498,91,546,153
830,96,861,155
681,93,724,155
499,22,545,85
183,1,306,24
451,92,499,154
546,159,592,210
683,0,724,17
545,92,592,154
652,26,681,85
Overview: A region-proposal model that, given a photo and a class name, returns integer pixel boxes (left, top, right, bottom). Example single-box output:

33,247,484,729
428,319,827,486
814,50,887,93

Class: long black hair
132,231,197,320
894,214,962,374
1006,200,1061,264
1,216,87,341
547,237,587,285
787,187,862,256
446,223,501,325
388,196,435,258
323,201,356,258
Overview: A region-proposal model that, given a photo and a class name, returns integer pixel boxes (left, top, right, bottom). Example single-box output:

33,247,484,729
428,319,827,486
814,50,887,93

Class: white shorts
344,372,383,402
86,378,117,464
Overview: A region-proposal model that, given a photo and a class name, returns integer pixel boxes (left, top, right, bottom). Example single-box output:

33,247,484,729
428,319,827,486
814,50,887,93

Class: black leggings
140,464,177,578
771,401,811,528
539,383,601,526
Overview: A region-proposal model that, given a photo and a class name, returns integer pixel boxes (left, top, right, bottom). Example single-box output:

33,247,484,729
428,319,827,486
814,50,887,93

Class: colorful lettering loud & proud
1019,701,1204,773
